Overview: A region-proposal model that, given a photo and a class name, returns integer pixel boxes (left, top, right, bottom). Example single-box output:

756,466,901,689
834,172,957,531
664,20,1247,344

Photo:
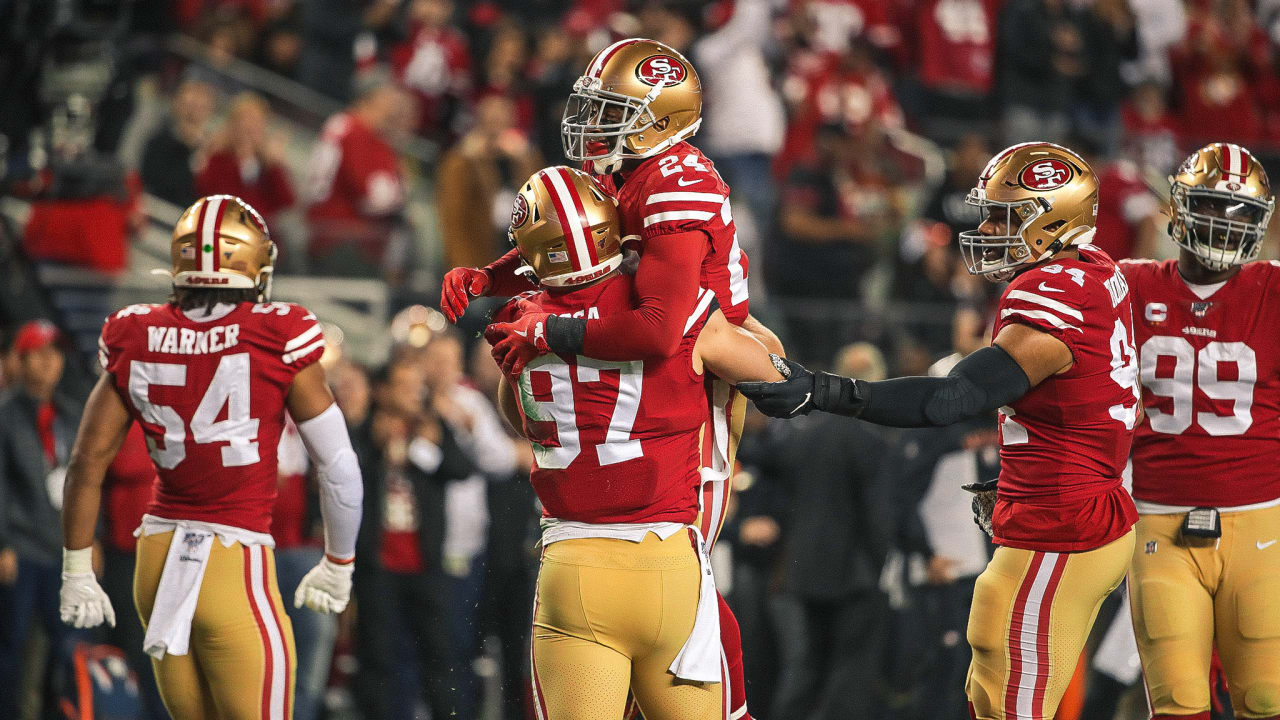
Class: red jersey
99,301,326,533
915,0,999,95
1092,160,1159,262
389,24,471,137
304,112,404,261
991,245,1140,551
595,142,749,325
1122,259,1280,507
495,274,712,524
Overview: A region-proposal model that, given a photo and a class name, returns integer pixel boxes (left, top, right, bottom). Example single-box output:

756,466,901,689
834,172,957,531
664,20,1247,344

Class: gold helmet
561,38,702,173
959,142,1099,281
508,166,622,287
1169,143,1274,271
168,195,276,300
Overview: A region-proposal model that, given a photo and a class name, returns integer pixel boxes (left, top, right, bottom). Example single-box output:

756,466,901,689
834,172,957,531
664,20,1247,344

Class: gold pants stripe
966,530,1134,719
134,531,296,720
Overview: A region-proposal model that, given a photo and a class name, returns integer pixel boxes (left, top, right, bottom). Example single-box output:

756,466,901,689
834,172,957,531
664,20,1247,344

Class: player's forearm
62,462,106,551
560,231,706,360
700,314,785,384
296,404,363,561
484,248,537,297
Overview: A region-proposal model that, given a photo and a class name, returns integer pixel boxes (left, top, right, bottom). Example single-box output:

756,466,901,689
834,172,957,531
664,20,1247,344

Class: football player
59,195,363,720
491,167,784,720
447,38,770,720
1121,143,1280,720
738,142,1141,720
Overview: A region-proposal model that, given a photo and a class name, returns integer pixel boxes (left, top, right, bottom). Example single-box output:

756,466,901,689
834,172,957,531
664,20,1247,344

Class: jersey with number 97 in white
1122,258,1280,508
989,244,1140,553
98,300,326,533
496,276,711,525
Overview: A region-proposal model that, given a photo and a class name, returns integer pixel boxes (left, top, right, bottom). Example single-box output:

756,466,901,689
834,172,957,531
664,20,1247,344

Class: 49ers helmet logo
511,194,529,228
1019,158,1073,191
635,55,687,86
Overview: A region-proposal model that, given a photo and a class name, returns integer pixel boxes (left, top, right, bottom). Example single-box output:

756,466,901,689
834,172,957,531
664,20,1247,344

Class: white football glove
294,557,354,614
59,553,116,629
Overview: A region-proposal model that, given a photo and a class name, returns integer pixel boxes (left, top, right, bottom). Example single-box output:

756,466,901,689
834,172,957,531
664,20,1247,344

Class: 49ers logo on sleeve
636,55,687,86
1019,158,1074,191
511,194,530,228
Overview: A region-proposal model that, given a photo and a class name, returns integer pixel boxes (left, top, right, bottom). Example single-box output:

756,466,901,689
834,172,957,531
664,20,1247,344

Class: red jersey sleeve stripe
1006,290,1084,321
645,192,726,205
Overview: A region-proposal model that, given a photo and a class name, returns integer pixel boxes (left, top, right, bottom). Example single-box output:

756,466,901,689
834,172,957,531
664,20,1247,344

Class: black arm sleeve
816,346,1031,428
545,315,586,355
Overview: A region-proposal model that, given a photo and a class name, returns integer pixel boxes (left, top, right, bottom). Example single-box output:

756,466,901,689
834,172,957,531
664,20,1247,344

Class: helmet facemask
562,78,668,174
1171,183,1273,271
958,189,1047,282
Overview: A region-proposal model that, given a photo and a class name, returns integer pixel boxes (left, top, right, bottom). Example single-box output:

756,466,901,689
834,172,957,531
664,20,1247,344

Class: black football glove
737,355,866,419
961,478,998,537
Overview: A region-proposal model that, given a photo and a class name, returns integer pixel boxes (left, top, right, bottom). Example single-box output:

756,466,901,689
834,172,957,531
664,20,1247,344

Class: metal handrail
164,34,439,165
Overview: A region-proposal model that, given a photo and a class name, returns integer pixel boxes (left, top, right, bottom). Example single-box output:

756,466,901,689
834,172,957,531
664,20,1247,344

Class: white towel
142,527,214,659
668,525,722,683
136,515,275,659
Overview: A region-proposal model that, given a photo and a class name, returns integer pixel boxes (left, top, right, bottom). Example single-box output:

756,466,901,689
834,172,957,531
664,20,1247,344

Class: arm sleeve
295,404,363,561
578,230,709,359
817,346,1030,427
484,248,538,298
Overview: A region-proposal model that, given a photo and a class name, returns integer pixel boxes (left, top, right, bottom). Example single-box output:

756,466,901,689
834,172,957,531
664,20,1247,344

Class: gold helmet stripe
198,195,228,273
539,167,596,270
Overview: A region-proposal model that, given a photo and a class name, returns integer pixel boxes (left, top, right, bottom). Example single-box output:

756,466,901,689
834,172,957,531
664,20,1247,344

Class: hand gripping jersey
594,141,750,325
99,301,326,533
1122,259,1280,508
991,245,1140,552
496,275,712,524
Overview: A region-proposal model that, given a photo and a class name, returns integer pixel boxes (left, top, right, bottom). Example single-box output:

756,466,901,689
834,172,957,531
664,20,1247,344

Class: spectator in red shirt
390,0,472,144
1172,0,1269,146
908,0,1001,145
195,92,295,221
303,72,414,279
1092,154,1161,262
195,92,296,226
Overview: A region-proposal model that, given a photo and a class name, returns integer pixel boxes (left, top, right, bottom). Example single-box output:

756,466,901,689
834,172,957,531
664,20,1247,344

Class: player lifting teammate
443,38,773,720
1121,143,1280,720
59,195,363,720
493,167,784,720
738,143,1141,720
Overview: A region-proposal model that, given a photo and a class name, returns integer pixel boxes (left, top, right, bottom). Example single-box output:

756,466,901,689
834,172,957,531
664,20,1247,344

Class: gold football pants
966,530,1134,720
531,531,724,720
134,531,297,720
1130,505,1280,718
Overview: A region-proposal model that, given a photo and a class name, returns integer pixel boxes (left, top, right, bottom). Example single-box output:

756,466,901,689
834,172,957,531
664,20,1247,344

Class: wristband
63,546,93,575
545,315,586,355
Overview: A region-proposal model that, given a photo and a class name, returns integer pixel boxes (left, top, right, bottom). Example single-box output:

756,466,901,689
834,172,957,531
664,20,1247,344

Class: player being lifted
738,143,1141,720
444,39,771,720
491,166,783,720
1121,144,1280,720
59,195,363,720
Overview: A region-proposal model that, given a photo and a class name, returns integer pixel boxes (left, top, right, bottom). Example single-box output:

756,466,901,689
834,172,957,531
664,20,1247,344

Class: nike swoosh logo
1038,283,1065,293
789,392,812,417
676,177,703,187
513,329,528,338
1259,540,1277,550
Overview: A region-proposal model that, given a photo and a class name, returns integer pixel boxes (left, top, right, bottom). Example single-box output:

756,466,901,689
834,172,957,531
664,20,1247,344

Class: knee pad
1241,683,1280,717
1136,579,1194,643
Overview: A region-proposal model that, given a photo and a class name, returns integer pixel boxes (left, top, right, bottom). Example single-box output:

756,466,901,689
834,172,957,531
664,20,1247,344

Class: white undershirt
1181,277,1228,300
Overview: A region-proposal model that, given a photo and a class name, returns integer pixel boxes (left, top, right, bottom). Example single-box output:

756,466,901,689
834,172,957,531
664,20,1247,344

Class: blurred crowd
2,0,1276,718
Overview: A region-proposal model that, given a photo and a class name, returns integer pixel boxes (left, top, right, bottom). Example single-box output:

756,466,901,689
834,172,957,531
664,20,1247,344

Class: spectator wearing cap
0,321,84,718
195,93,297,229
303,72,415,279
